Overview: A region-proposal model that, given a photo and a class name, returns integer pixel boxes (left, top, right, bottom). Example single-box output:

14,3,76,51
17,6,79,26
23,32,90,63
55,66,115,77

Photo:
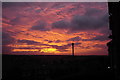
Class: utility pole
72,43,74,56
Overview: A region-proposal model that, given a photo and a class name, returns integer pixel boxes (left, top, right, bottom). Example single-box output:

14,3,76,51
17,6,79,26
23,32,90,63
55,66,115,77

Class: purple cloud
2,32,15,54
17,40,40,45
31,21,50,31
55,40,62,43
2,32,15,45
52,9,109,32
67,36,82,41
85,8,103,16
52,20,70,29
82,35,109,41
70,14,108,31
93,44,106,49
79,46,91,49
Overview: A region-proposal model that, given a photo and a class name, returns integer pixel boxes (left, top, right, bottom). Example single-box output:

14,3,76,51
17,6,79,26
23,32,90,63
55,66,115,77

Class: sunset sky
2,2,111,55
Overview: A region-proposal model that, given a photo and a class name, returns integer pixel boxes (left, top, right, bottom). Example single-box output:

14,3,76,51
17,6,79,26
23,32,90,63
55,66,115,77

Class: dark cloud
93,44,106,49
2,46,14,54
17,39,50,47
51,2,66,9
2,2,27,8
70,14,108,31
35,9,42,13
31,21,50,31
82,35,109,41
85,8,103,16
69,3,82,11
74,42,81,45
44,39,49,41
10,15,31,26
2,17,11,26
51,44,70,51
48,41,53,43
52,20,70,29
2,32,15,54
52,13,109,33
3,2,45,8
44,40,62,43
67,36,82,41
17,40,40,45
55,40,62,43
79,46,91,49
10,17,23,25
2,32,15,45
99,28,111,35
25,33,43,38
92,35,109,41
44,40,53,43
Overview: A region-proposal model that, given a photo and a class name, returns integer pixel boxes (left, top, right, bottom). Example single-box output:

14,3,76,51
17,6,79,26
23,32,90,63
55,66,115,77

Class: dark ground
2,55,116,80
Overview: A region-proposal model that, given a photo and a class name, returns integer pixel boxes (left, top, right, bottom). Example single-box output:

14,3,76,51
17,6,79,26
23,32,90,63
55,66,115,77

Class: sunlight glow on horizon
40,48,59,53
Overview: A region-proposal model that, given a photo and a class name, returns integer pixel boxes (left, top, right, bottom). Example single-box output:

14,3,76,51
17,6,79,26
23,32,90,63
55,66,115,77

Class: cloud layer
52,13,109,32
2,2,110,55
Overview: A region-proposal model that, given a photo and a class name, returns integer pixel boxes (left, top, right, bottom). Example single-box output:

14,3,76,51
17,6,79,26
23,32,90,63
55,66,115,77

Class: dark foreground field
2,55,115,80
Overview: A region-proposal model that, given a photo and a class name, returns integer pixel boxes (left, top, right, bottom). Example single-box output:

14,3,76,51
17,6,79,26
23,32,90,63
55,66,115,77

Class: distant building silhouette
72,43,74,56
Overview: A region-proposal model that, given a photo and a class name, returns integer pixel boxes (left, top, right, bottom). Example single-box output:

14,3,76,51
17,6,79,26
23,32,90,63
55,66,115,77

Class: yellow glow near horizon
40,48,58,53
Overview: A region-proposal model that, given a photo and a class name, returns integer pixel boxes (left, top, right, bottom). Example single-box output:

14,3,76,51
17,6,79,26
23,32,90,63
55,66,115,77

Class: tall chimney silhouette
72,43,74,56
